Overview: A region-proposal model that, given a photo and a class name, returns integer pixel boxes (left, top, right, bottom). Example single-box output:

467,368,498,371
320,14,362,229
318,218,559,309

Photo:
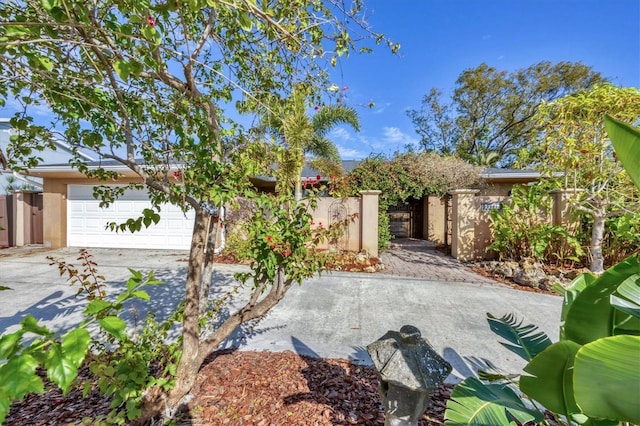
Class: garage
67,185,194,250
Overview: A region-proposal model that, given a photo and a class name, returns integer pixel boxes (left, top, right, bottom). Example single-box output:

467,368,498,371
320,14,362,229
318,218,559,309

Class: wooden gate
388,199,424,239
0,192,43,247
0,195,11,247
28,192,43,244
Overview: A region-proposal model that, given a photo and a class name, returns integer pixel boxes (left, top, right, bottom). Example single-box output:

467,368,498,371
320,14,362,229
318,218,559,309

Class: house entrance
388,198,423,239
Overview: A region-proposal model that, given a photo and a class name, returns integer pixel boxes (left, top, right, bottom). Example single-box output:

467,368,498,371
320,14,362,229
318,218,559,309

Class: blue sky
328,0,640,159
0,1,638,162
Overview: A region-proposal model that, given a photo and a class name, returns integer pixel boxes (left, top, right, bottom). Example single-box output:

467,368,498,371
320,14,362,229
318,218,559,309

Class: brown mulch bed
6,350,452,426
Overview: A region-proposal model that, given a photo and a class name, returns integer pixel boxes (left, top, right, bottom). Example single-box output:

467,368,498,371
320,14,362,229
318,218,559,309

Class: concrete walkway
0,246,561,382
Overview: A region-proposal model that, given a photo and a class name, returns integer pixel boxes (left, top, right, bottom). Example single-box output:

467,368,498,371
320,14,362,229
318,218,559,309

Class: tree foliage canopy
407,61,605,167
0,0,395,421
259,85,359,199
521,83,640,273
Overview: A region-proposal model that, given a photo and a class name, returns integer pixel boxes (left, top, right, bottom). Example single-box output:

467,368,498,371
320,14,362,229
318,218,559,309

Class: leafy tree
0,0,394,421
520,84,640,273
407,61,605,166
260,85,359,200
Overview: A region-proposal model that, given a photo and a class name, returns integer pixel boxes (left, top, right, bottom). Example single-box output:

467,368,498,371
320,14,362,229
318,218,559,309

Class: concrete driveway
0,246,562,382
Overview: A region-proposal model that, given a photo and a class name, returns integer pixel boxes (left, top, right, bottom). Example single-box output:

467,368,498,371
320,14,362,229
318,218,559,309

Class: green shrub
489,184,584,263
0,250,181,425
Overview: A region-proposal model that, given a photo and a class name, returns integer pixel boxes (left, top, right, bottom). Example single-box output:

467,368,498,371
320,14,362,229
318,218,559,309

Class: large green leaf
61,327,90,369
486,313,552,361
559,273,596,340
574,335,640,424
611,273,640,319
564,254,640,344
99,316,127,341
605,115,640,189
445,377,542,425
44,343,78,394
0,353,43,398
0,354,43,424
0,330,24,360
610,294,640,319
520,341,581,416
20,314,54,337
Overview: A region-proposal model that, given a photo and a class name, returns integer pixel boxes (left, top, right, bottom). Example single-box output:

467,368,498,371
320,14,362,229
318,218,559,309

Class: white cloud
382,126,419,149
337,144,366,159
330,127,355,142
383,127,404,142
330,126,420,160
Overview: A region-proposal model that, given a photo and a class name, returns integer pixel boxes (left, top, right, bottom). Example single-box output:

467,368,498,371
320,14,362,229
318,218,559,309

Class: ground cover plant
443,116,640,426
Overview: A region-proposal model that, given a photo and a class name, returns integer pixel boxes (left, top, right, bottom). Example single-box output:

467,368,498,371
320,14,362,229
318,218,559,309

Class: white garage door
67,185,194,250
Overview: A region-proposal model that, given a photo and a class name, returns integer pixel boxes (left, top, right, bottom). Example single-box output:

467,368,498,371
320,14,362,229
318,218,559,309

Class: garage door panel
67,185,194,250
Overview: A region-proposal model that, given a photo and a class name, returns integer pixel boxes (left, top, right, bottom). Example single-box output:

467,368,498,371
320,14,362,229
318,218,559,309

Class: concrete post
360,190,381,258
450,189,479,262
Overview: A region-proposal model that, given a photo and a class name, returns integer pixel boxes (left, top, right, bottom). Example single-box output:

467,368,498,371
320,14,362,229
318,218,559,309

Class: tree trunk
136,216,298,423
589,206,607,274
294,178,303,202
199,215,218,315
137,207,209,422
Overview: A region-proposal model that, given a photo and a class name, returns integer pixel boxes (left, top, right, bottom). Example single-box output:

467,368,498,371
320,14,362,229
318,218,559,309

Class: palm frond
312,104,360,137
486,313,552,361
307,136,340,162
445,377,542,425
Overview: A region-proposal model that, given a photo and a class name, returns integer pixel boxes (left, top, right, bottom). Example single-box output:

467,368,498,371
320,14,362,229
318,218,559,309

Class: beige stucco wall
424,195,447,245
360,190,380,257
43,179,67,248
309,196,361,253
479,182,517,196
42,176,379,256
450,189,479,261
473,195,509,259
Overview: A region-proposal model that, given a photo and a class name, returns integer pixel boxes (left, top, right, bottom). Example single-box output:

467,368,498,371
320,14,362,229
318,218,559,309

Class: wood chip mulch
6,350,452,426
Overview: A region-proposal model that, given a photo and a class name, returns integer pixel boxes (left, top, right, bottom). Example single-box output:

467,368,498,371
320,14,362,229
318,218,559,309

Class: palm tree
262,86,359,200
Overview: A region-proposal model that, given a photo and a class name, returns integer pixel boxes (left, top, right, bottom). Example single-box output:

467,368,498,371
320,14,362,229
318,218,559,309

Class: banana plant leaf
558,273,596,340
519,341,581,416
605,115,640,189
611,273,640,319
570,413,620,426
574,335,640,424
486,313,552,361
564,254,640,344
444,377,542,426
